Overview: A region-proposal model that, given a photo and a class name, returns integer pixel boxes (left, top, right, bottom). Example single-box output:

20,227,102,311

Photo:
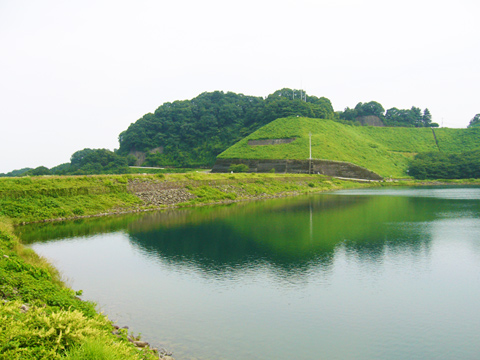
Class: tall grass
0,176,143,224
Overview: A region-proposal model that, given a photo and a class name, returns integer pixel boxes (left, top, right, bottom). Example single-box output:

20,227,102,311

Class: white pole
309,132,312,175
309,132,312,160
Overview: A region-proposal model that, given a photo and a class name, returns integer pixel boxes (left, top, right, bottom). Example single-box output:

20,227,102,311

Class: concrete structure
357,115,385,127
212,158,383,180
248,138,296,146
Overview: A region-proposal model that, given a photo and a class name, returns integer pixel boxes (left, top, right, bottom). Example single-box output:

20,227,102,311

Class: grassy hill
218,117,480,177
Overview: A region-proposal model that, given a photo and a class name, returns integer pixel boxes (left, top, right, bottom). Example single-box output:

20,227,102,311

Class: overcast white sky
1,0,478,173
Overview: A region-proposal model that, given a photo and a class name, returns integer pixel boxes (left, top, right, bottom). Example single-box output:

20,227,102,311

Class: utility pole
309,132,312,174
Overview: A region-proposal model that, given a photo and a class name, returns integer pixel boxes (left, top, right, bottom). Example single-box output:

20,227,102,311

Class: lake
22,186,480,359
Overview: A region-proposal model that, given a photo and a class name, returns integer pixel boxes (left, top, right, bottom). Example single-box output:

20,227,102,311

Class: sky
0,0,479,173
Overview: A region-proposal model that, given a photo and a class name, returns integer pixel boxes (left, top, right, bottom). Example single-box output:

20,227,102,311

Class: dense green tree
68,148,129,174
468,114,480,128
409,149,480,179
339,102,437,128
355,101,385,117
339,101,385,121
118,89,335,167
384,106,424,127
422,108,432,126
49,163,73,175
340,107,358,121
26,166,51,176
0,168,32,177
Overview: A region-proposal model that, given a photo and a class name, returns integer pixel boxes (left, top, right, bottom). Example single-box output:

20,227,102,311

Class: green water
23,186,480,359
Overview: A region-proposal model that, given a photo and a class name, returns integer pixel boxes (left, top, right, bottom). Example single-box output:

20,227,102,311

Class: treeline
4,87,477,176
0,149,134,177
118,89,447,168
409,149,480,179
117,89,335,167
338,101,439,127
468,114,480,128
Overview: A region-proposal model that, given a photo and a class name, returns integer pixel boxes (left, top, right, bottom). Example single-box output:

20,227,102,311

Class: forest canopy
118,90,444,168
468,114,480,128
408,149,480,179
339,101,438,128
117,89,335,167
0,149,131,177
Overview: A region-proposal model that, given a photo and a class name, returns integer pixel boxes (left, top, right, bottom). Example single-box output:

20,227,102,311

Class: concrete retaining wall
248,138,296,146
357,115,385,127
212,158,383,180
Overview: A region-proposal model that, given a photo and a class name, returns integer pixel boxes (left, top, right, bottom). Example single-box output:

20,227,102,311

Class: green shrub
229,164,249,173
0,301,154,360
408,149,480,179
63,338,140,360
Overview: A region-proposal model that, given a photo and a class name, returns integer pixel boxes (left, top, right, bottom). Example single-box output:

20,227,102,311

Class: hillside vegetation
117,89,336,167
116,89,450,169
219,117,480,177
409,149,480,179
0,149,202,178
339,101,438,127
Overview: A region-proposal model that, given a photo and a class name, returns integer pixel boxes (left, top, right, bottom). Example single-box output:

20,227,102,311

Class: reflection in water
126,194,444,276
24,187,480,360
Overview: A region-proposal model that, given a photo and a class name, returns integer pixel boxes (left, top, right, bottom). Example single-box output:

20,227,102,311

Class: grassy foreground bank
3,173,477,359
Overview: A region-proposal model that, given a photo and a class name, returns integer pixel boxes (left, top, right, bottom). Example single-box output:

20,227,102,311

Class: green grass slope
218,117,480,177
0,176,143,224
433,127,480,152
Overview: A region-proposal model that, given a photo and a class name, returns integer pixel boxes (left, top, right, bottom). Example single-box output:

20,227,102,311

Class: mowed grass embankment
218,117,480,177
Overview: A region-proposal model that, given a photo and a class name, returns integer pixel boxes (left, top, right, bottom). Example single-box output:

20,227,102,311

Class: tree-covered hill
117,89,335,167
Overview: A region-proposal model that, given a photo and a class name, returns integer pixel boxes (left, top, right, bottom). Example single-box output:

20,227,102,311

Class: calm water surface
22,186,480,359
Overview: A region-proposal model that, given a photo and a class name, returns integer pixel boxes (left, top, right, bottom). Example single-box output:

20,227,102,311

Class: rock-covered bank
125,173,377,211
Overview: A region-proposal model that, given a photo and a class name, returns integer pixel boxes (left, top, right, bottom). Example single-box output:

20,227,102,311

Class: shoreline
13,176,480,227
2,173,479,359
10,174,373,226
